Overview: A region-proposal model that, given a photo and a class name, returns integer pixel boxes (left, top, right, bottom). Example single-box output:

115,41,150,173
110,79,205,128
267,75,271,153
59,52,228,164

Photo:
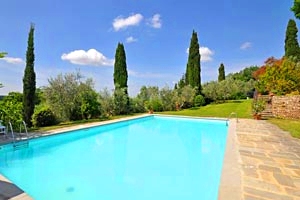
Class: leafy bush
194,95,205,107
32,106,58,127
130,98,146,113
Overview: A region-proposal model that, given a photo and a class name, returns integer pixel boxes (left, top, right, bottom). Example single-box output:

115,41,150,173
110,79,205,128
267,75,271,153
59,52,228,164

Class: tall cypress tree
285,19,300,60
114,43,128,90
218,63,225,82
113,42,129,114
186,30,201,94
23,24,36,127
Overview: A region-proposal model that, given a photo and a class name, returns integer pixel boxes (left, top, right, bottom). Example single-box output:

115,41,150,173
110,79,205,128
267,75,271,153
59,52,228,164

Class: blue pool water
0,116,228,200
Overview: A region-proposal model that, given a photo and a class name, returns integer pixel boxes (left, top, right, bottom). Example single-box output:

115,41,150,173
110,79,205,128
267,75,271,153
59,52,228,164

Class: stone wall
272,95,300,119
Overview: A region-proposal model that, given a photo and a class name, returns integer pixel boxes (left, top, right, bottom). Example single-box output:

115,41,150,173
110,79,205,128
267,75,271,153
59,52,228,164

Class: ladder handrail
22,121,29,140
8,121,15,143
226,112,238,126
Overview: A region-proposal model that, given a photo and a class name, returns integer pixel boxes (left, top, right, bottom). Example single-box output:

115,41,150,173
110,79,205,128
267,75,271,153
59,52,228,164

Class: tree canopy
284,19,300,60
0,52,7,58
23,24,36,127
255,58,300,95
113,43,128,90
186,30,201,94
291,0,300,19
218,63,225,82
113,42,129,114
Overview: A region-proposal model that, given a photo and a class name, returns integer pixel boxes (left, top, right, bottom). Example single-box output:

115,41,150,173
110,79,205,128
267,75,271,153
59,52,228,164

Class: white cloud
200,47,214,62
113,13,143,31
126,36,138,43
240,42,252,50
61,49,114,66
186,46,214,62
148,14,162,29
0,57,24,64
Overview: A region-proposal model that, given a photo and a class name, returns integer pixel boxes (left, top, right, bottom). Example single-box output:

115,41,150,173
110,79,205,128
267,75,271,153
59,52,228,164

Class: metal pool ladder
226,112,238,126
8,121,29,150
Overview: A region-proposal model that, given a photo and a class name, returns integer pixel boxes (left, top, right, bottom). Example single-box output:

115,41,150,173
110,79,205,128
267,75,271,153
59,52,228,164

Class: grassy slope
268,118,300,139
161,99,300,139
161,100,253,119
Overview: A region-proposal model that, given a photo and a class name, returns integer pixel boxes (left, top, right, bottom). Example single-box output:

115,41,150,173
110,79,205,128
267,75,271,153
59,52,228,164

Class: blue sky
0,0,295,96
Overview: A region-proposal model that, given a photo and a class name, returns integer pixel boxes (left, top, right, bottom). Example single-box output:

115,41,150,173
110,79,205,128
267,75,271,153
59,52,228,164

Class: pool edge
218,118,242,200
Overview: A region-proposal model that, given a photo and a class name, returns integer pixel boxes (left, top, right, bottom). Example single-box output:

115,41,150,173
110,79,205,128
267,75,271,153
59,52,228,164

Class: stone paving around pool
237,119,300,200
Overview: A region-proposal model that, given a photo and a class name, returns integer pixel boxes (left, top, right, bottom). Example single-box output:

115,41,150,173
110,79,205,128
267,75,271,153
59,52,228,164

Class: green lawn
161,100,253,119
268,118,300,139
160,99,300,139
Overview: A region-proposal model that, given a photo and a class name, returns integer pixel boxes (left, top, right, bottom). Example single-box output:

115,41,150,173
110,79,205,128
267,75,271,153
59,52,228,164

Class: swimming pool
0,115,228,200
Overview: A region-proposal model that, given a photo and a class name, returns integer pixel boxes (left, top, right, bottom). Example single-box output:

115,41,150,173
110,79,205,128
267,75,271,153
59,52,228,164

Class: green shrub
33,106,58,127
194,95,205,107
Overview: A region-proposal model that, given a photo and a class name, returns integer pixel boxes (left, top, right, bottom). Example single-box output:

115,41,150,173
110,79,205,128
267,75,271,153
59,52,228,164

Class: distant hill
0,95,6,100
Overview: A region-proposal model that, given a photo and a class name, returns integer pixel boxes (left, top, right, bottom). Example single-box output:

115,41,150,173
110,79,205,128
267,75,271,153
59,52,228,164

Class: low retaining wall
272,95,300,119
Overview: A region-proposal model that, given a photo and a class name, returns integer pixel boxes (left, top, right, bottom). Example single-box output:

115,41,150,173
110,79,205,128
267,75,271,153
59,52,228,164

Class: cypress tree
218,63,225,82
113,42,129,114
186,30,201,94
284,19,300,60
23,24,36,127
114,43,128,90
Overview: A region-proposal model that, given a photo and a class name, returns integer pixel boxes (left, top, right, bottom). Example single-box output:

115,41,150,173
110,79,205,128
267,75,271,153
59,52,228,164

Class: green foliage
23,24,36,127
174,85,196,109
285,19,300,60
218,63,225,82
130,97,146,113
291,0,300,20
99,88,114,118
113,43,129,114
78,82,101,119
32,105,57,127
251,99,266,114
228,66,259,82
145,98,163,112
0,92,23,126
159,86,176,111
44,72,100,121
114,43,128,89
256,58,300,95
186,30,201,94
177,74,186,89
162,99,253,119
203,78,255,101
194,95,205,107
0,52,7,58
113,86,130,115
269,118,300,139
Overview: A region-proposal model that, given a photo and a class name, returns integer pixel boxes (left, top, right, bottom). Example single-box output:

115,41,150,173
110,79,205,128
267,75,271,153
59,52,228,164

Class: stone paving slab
236,119,300,200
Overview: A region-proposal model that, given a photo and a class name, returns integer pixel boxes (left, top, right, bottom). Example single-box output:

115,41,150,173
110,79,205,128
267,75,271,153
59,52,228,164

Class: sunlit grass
268,118,300,139
160,99,253,119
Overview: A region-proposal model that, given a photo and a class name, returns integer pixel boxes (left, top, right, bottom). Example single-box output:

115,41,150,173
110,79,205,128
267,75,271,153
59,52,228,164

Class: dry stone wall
272,95,300,119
